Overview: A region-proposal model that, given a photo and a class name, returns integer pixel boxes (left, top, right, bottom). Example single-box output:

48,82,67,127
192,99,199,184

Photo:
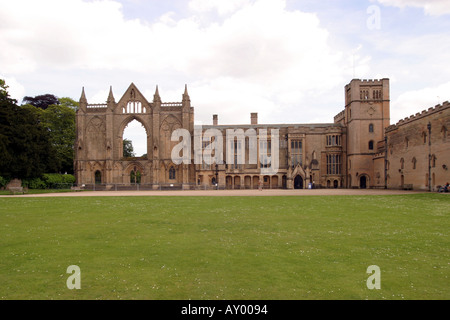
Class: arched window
400,158,404,169
122,120,147,158
412,157,417,170
369,124,374,133
130,170,141,184
368,140,374,150
169,166,176,180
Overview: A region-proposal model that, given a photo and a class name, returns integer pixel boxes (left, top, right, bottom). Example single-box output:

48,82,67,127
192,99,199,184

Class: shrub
62,174,76,185
20,174,76,189
22,178,46,189
0,176,9,189
42,173,75,189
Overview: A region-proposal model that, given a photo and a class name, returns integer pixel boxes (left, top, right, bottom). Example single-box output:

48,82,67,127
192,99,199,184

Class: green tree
22,94,59,110
40,104,76,173
58,97,79,111
0,80,15,175
0,80,57,179
123,139,135,158
21,96,77,173
0,79,12,100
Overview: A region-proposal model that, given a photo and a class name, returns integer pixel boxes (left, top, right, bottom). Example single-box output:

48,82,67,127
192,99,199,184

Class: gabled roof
117,83,151,106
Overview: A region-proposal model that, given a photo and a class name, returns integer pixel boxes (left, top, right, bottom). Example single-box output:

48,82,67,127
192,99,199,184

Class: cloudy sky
1,0,450,152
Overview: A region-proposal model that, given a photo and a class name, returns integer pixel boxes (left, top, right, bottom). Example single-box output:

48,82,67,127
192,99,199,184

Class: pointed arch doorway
294,175,303,189
360,175,367,189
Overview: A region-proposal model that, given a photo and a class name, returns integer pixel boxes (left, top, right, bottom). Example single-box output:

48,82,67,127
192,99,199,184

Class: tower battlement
386,101,450,132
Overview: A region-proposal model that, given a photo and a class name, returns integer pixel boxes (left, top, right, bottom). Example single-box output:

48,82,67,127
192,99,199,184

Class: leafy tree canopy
123,139,135,158
0,80,57,179
22,94,59,110
0,79,16,104
58,97,79,110
40,104,76,173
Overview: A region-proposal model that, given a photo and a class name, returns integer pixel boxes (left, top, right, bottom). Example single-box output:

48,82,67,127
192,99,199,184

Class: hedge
22,174,76,189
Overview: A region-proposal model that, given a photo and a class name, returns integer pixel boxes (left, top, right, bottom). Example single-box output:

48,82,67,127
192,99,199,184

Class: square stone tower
339,78,390,188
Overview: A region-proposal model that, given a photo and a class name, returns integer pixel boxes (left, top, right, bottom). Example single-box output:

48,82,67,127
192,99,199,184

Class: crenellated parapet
334,110,345,122
386,101,450,133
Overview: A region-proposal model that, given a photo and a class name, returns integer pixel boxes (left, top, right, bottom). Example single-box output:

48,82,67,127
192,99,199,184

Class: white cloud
391,81,450,124
89,89,110,105
5,0,448,128
0,76,25,102
373,0,450,15
189,0,252,16
0,0,358,123
0,0,363,124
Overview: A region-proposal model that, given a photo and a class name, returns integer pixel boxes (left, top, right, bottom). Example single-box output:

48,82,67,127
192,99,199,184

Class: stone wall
386,102,450,190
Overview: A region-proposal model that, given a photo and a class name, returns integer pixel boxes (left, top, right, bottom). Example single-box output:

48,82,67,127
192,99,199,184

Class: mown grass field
0,194,448,300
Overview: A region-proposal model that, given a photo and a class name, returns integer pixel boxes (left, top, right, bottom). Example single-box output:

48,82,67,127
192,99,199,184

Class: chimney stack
213,114,218,126
251,113,258,125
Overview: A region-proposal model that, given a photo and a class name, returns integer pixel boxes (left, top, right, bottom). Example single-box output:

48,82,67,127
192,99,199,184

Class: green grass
0,194,448,300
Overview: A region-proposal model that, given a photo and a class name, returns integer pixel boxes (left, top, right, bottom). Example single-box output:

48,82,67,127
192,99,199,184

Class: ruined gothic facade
74,79,450,191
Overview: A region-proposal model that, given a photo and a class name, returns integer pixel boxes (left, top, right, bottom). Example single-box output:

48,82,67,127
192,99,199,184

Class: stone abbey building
74,78,450,191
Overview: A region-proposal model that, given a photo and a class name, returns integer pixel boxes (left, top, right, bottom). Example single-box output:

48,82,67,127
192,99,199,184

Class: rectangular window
290,140,302,167
169,167,176,180
231,139,243,170
260,140,271,168
234,141,243,169
326,135,341,146
202,140,211,170
327,154,341,175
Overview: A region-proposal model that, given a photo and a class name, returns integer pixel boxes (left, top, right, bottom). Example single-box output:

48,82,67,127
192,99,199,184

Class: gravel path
1,189,425,197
